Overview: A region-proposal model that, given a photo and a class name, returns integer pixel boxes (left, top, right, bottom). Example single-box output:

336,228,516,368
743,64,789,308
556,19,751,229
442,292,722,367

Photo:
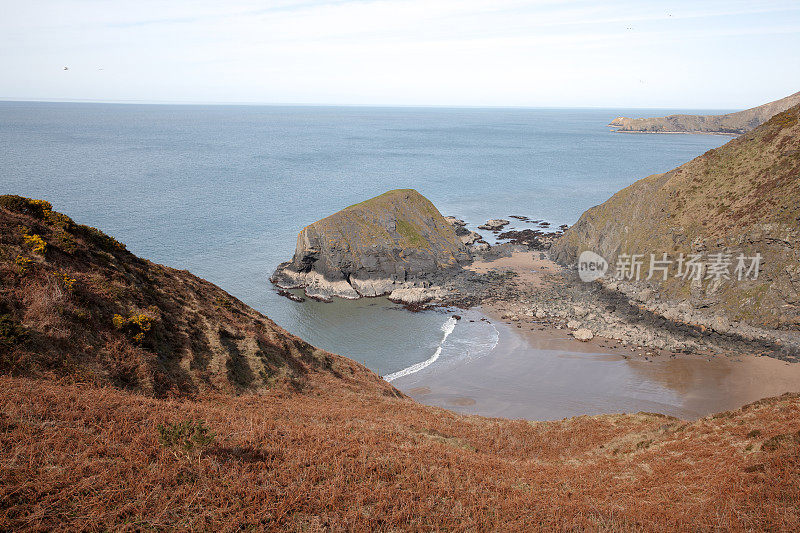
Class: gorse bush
23,233,47,255
113,310,156,343
54,271,76,293
14,255,32,274
0,195,52,217
0,195,126,253
214,295,233,311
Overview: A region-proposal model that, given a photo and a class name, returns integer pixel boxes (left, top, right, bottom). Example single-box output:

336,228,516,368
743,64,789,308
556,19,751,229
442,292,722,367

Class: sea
0,102,730,385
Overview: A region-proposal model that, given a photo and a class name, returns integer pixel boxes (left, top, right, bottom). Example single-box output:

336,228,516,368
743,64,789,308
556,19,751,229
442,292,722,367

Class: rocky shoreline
272,201,800,363
480,264,800,363
410,214,800,362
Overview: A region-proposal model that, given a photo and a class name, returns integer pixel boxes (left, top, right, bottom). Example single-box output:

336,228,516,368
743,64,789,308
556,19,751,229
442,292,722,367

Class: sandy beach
393,311,800,420
392,251,800,420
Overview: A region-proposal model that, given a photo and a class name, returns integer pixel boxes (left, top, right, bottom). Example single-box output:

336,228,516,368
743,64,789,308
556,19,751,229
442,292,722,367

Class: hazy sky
2,0,799,108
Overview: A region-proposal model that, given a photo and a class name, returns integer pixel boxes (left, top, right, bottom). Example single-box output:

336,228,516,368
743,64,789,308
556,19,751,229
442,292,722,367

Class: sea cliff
554,105,800,332
0,195,395,397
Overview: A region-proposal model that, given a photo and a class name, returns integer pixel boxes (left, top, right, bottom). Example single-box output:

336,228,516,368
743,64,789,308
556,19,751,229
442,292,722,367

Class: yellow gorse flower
113,311,155,343
15,255,32,273
23,233,47,254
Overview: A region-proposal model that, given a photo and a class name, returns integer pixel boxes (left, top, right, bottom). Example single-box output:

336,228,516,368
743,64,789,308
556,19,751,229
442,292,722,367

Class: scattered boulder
458,230,483,246
572,305,588,318
572,328,594,341
388,286,447,305
444,216,467,227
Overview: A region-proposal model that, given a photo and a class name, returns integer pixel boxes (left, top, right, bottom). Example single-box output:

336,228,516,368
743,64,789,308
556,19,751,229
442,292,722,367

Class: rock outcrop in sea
478,219,510,231
271,189,471,303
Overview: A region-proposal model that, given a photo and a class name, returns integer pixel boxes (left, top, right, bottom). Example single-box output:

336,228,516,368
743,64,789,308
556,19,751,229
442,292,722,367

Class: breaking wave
384,316,458,382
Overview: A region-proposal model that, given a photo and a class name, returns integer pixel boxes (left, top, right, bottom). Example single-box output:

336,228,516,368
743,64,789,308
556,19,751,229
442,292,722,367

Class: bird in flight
63,66,69,70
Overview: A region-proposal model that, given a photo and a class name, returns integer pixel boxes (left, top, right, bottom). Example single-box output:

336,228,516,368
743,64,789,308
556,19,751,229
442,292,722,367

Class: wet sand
393,317,800,420
392,251,800,420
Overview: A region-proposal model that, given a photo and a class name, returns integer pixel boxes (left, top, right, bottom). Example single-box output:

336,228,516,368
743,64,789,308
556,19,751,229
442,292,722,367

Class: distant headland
609,90,800,135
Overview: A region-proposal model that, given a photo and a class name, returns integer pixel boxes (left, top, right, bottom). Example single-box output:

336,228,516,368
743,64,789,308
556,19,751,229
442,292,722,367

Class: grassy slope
611,91,800,133
2,377,799,530
554,105,800,328
0,196,395,397
298,189,467,271
2,195,800,530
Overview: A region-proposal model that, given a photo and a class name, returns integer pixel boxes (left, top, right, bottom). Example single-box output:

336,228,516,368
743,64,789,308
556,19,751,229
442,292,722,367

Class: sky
1,0,799,108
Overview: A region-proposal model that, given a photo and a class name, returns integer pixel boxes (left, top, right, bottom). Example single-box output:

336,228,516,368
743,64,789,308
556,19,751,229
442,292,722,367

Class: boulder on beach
572,328,594,341
458,230,483,246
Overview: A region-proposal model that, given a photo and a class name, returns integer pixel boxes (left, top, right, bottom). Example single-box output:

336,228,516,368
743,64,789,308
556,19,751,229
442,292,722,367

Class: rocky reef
271,189,471,303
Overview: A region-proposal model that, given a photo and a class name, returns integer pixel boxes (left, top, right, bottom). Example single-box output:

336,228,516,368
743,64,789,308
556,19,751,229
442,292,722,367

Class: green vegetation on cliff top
298,189,466,269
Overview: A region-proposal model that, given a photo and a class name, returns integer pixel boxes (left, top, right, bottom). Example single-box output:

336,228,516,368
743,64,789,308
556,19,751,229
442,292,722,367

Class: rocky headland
0,195,396,397
543,104,800,359
4,163,800,529
609,90,800,134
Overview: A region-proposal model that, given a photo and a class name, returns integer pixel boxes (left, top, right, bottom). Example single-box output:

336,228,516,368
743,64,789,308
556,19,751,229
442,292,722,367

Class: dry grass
3,196,800,530
1,376,799,531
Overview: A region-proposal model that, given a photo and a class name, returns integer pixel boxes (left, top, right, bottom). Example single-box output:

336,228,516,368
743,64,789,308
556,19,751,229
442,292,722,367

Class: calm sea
0,102,729,379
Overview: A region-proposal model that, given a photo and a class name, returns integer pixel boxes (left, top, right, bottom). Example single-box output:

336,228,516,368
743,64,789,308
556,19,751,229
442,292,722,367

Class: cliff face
271,189,470,302
0,196,395,397
553,105,800,329
609,91,800,134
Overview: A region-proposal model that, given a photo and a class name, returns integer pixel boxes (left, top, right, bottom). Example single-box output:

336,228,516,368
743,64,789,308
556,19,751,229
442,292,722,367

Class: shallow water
0,101,730,378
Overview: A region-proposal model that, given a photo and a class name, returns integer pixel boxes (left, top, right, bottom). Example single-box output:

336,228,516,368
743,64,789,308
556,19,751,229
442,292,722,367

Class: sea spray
384,316,458,382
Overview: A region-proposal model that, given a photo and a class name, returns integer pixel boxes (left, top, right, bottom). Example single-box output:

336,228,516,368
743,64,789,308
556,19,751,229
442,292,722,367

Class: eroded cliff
554,105,800,330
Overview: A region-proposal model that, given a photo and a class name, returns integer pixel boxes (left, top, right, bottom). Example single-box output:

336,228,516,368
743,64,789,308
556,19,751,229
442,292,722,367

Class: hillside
1,195,800,529
3,377,800,530
609,91,800,134
553,105,800,330
0,195,395,397
272,189,470,302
